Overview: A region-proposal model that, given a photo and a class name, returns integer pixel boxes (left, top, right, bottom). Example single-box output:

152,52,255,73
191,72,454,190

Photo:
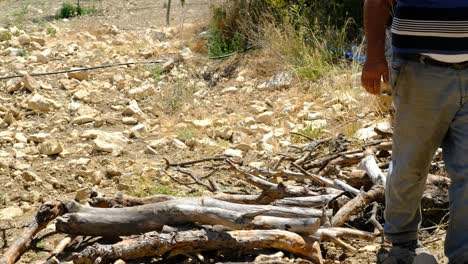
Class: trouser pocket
390,56,408,96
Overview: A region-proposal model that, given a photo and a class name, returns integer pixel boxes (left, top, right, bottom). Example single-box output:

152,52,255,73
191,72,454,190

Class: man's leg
442,87,468,263
385,60,460,244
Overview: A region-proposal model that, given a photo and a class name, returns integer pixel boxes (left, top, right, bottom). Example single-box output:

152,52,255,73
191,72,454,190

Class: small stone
38,140,64,155
309,119,328,129
75,187,90,201
122,100,144,119
129,124,147,138
21,75,40,92
117,183,130,191
0,206,23,221
90,171,103,185
93,132,128,154
127,82,155,99
249,105,267,114
72,115,95,125
256,111,274,124
223,148,243,158
17,34,31,45
192,119,213,128
332,103,344,112
14,133,27,143
28,133,50,143
27,93,60,112
257,72,293,90
360,244,379,252
355,127,379,141
22,171,42,182
221,86,238,95
122,117,138,125
30,36,45,46
172,138,188,149
68,71,89,81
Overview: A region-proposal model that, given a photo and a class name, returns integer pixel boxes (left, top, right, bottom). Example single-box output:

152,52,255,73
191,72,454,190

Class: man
362,0,468,263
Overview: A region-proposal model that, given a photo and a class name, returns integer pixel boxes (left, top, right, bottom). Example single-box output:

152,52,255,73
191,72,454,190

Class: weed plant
57,2,97,19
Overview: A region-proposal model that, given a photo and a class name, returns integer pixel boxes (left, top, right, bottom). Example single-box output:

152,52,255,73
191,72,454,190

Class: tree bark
56,199,324,237
0,201,65,264
331,185,385,227
72,229,323,264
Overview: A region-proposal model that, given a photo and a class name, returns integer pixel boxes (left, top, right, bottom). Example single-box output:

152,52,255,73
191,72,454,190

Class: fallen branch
72,229,323,264
0,201,66,264
331,185,385,227
56,199,326,237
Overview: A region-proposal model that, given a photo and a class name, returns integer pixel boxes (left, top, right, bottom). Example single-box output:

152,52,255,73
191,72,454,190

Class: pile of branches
0,132,450,264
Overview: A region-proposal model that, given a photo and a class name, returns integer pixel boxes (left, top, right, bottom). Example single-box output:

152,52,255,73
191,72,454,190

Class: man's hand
361,59,389,95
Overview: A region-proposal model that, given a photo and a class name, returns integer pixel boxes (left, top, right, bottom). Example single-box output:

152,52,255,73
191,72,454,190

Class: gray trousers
385,55,468,263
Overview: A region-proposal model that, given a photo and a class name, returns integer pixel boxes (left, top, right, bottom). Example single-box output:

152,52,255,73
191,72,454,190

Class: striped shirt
392,0,468,62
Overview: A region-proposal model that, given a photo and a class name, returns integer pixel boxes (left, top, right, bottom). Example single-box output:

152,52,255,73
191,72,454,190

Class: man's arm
361,0,394,95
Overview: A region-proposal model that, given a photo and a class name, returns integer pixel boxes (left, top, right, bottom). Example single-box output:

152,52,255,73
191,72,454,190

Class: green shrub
57,2,97,19
208,5,248,57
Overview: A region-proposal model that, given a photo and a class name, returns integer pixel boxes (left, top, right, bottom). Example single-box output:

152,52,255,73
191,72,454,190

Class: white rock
129,124,147,138
223,148,243,158
308,119,328,129
172,138,188,149
38,140,64,155
72,115,95,125
307,112,323,120
73,90,91,101
93,132,128,154
355,127,379,141
14,133,27,143
256,111,274,124
192,119,212,128
0,206,23,221
21,75,40,92
127,82,155,99
123,100,144,120
27,93,60,112
257,72,293,90
249,105,267,114
122,117,138,125
28,133,50,143
221,86,238,95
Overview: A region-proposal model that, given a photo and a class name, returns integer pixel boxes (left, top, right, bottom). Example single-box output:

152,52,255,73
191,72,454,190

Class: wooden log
0,201,66,264
272,195,340,208
310,227,376,242
72,229,323,264
358,152,386,186
56,199,325,237
90,192,263,208
90,192,175,208
331,185,385,227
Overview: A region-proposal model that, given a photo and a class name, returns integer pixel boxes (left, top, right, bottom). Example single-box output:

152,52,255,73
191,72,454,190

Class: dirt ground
0,0,448,263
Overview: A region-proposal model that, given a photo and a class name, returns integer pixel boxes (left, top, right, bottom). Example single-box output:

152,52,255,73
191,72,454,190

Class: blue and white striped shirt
392,0,468,62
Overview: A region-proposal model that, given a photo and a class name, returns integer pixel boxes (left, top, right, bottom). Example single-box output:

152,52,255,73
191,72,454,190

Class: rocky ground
0,0,448,263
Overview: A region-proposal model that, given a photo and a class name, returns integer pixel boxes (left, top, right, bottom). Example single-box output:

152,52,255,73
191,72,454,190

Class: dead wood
358,152,386,186
56,199,325,237
72,229,323,264
0,201,66,264
308,227,375,252
331,185,385,227
272,195,339,208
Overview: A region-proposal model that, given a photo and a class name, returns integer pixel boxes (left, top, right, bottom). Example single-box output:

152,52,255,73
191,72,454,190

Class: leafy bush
57,2,97,19
208,0,363,80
